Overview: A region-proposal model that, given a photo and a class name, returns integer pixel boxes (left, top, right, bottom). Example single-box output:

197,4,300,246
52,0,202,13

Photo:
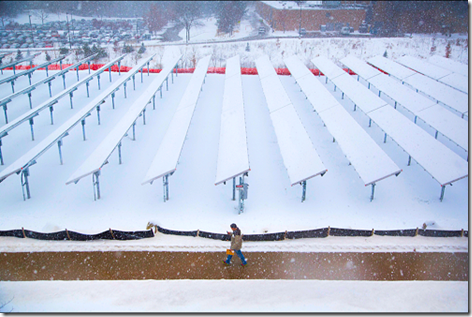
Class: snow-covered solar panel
368,106,468,187
285,55,401,188
311,55,468,192
368,74,468,151
396,55,452,80
142,55,211,185
340,55,382,80
256,55,326,187
66,54,182,186
329,74,388,114
0,56,154,185
437,73,468,94
215,55,250,185
312,56,348,79
402,73,468,115
428,55,468,77
366,55,416,80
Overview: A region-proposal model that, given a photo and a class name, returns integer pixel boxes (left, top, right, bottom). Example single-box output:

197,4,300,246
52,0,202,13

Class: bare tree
172,1,202,44
32,9,49,25
143,3,168,35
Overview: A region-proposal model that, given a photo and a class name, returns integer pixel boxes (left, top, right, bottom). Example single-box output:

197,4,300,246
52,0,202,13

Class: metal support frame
118,141,122,164
370,183,376,202
383,133,387,143
108,66,112,82
118,61,121,76
48,81,52,97
0,138,3,165
159,86,162,98
62,74,66,89
342,92,344,99
81,118,88,141
2,104,7,124
301,180,307,202
394,101,397,109
88,61,91,74
378,91,381,97
142,107,146,125
440,185,446,202
407,155,412,166
163,174,170,202
132,122,136,140
97,74,101,90
434,130,439,139
147,62,150,76
152,94,156,110
49,105,54,124
353,104,357,111
124,82,127,98
27,73,32,85
96,105,101,125
369,118,372,127
69,92,74,109
10,80,14,93
132,75,135,90
166,76,169,91
111,92,115,109
232,177,236,200
86,81,90,97
93,170,101,201
368,82,371,89
140,68,143,83
21,166,31,201
29,117,35,141
60,60,63,71
58,139,64,165
27,93,32,109
238,176,245,214
76,67,79,81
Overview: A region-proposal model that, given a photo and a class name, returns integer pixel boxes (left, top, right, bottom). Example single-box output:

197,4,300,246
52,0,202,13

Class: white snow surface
396,55,452,80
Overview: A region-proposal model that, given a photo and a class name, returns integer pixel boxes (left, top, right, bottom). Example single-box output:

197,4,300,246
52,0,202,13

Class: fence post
327,226,331,236
109,228,116,240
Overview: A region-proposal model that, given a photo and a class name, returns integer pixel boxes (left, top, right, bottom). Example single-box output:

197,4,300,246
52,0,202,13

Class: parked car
340,26,350,35
258,27,266,35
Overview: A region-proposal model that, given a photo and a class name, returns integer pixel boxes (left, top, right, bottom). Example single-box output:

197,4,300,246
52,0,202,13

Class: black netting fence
0,228,154,241
0,225,467,242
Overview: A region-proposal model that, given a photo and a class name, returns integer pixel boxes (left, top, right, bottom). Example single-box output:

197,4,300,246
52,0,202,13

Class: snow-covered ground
0,8,468,313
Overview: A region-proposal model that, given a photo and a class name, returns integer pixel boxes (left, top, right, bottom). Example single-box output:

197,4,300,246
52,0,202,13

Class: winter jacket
230,233,243,250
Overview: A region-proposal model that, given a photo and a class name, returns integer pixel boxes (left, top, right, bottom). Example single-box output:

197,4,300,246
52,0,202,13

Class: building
255,1,370,32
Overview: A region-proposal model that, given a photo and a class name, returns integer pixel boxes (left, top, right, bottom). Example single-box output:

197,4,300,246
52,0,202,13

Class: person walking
223,223,247,266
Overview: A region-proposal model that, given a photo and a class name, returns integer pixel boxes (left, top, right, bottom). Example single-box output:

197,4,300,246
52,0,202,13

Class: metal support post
370,183,376,202
414,116,417,124
45,66,49,77
81,119,87,140
368,82,371,89
88,61,91,74
27,73,32,85
140,68,143,83
342,92,344,99
124,82,127,98
353,104,357,111
29,117,35,141
435,130,439,139
238,176,245,214
118,61,121,76
301,180,306,202
132,75,135,90
76,67,79,81
58,139,64,165
96,105,101,125
334,85,336,92
62,74,66,89
407,155,412,166
111,92,115,109
378,91,381,97
10,80,14,93
232,177,236,201
93,171,101,201
48,81,52,97
12,65,15,74
383,133,387,143
60,60,63,70
166,76,168,91
159,86,162,98
86,81,90,97
394,101,397,109
147,62,150,76
28,93,32,109
171,67,174,83
97,74,101,90
69,92,74,109
3,104,8,124
142,107,146,125
439,185,446,202
21,167,31,201
118,141,122,164
369,118,372,127
152,95,156,110
132,122,136,140
0,139,3,165
49,106,54,124
325,77,328,84
109,66,112,82
163,174,169,202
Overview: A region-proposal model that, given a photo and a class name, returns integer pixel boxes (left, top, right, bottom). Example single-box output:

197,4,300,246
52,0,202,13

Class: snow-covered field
0,9,468,313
